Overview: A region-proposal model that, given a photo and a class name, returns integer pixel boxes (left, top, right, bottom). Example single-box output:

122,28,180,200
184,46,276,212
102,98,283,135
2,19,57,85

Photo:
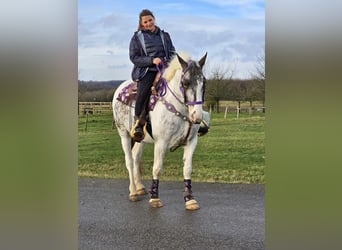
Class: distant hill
78,80,123,90
78,80,124,102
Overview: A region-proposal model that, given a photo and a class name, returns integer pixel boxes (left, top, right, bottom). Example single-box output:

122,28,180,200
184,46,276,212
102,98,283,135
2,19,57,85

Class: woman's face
140,15,156,32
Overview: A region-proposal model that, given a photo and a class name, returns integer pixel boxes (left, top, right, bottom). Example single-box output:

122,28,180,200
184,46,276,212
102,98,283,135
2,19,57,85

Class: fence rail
78,102,113,115
207,105,265,113
78,102,265,115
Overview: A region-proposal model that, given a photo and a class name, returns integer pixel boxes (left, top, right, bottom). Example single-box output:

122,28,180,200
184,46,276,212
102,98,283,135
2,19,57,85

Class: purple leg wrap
149,179,159,199
183,179,194,202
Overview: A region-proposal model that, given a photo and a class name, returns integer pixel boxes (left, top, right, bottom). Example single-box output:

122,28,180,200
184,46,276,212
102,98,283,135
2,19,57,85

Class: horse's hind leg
183,141,200,210
131,142,147,195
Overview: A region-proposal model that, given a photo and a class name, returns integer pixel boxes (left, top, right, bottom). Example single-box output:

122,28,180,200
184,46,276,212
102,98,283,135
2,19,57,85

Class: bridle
179,60,204,106
156,61,204,108
152,61,205,149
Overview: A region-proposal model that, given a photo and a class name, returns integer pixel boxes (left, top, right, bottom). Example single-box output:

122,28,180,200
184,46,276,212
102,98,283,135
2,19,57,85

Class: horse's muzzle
189,106,203,124
190,115,202,124
192,118,202,124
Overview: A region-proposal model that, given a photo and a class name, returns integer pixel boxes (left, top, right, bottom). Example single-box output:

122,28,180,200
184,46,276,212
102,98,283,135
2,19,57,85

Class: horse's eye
182,80,190,88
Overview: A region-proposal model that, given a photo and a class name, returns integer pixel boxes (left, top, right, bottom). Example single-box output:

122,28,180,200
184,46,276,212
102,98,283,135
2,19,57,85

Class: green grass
78,112,265,183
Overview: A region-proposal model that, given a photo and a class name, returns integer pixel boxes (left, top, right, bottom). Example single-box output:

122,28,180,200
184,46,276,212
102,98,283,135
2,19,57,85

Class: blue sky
78,0,264,80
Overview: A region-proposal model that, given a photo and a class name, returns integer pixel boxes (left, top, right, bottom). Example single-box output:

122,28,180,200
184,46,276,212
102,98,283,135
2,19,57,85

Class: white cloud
78,1,264,80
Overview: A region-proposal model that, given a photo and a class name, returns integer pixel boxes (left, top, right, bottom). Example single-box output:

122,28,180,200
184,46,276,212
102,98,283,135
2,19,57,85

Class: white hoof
129,194,141,202
149,198,163,208
185,199,200,210
137,188,148,195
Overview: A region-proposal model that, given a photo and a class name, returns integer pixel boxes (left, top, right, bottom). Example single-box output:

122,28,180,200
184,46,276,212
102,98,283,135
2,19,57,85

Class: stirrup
130,120,147,142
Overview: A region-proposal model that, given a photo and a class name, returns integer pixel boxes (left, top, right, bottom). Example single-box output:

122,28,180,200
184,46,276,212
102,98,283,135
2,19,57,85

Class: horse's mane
163,52,191,82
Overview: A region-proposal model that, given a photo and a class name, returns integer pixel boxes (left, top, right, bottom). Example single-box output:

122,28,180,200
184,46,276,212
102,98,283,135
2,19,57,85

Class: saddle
117,73,162,141
117,72,161,106
116,81,138,105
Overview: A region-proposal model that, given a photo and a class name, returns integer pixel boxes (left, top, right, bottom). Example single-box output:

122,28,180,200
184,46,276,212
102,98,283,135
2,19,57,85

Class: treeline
78,80,123,102
205,78,265,112
78,78,265,113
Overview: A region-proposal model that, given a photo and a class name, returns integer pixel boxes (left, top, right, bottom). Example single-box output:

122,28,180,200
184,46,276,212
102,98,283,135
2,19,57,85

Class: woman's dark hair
137,9,155,31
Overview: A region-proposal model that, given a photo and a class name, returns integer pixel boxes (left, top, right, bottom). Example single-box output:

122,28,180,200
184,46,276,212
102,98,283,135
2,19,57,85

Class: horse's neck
164,70,184,106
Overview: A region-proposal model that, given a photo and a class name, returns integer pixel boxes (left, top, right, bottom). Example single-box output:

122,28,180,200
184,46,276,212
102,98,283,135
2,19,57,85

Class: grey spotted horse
112,52,207,210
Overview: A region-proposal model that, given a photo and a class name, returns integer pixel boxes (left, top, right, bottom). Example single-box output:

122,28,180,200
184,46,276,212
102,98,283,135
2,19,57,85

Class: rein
154,62,190,122
154,61,202,148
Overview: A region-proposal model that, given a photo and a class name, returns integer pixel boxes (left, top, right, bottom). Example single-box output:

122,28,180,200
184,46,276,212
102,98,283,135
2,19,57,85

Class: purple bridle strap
156,60,203,107
156,61,165,75
186,100,203,106
167,84,184,105
155,62,167,97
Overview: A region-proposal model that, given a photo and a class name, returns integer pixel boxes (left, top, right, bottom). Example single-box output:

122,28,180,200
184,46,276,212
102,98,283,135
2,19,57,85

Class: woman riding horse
129,9,176,142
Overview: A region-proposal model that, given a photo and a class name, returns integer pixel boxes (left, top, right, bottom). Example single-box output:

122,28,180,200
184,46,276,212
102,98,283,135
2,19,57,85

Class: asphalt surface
79,177,264,250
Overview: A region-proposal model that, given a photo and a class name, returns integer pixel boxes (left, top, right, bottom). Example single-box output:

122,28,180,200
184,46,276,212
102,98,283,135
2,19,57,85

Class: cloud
78,0,264,80
107,64,127,69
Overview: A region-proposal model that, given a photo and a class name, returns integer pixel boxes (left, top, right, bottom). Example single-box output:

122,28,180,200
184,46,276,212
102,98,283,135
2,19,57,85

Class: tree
251,51,265,109
226,80,247,113
205,63,235,112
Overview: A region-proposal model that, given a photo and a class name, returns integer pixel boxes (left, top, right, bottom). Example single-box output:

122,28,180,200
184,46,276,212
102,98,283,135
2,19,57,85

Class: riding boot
134,120,144,139
130,117,146,142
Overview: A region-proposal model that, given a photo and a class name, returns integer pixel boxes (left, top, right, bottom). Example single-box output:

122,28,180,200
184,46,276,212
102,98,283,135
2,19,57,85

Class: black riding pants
135,70,157,119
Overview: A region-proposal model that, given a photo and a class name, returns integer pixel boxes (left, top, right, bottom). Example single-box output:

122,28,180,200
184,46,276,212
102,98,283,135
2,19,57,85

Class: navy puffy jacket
129,26,176,81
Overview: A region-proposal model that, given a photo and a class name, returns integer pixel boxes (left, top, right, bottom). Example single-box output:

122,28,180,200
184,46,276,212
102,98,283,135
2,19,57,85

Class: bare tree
254,53,265,81
251,51,265,111
205,62,236,112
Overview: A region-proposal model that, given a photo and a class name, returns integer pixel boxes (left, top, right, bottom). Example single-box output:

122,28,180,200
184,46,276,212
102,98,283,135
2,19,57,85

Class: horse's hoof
149,198,163,208
185,199,200,210
137,188,148,195
129,194,141,202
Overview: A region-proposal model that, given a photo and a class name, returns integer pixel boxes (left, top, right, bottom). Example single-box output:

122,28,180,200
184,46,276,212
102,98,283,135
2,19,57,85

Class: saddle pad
117,82,138,105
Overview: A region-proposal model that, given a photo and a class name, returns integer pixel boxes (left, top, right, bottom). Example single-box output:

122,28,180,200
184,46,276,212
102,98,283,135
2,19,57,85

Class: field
78,112,265,183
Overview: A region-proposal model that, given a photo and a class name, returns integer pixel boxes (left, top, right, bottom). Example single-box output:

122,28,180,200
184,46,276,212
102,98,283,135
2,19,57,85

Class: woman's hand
152,57,162,65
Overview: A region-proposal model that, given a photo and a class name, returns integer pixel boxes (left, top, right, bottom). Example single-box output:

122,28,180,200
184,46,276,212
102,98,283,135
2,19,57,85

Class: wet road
79,177,264,249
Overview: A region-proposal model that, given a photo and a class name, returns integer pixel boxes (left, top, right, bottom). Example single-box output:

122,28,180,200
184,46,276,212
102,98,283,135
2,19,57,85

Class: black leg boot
183,179,194,202
149,179,159,199
149,179,163,207
184,179,200,210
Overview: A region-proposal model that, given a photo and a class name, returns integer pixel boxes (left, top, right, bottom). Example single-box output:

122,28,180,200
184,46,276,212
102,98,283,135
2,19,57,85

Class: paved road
79,177,264,250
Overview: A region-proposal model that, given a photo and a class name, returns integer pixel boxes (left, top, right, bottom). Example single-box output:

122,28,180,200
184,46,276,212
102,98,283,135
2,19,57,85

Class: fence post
85,112,88,132
224,106,228,119
236,105,239,119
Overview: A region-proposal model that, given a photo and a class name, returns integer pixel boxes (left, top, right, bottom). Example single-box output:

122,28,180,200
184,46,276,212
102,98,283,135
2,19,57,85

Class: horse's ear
176,53,188,71
199,52,207,68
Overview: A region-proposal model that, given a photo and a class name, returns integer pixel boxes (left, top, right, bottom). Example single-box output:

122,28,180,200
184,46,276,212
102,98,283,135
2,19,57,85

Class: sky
78,0,264,81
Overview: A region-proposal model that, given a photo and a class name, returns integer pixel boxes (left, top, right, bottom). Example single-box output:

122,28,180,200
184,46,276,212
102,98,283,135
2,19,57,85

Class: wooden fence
78,102,112,115
78,102,265,116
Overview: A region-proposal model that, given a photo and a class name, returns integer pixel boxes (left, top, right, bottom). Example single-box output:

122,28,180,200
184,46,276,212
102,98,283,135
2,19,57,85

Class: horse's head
177,53,207,124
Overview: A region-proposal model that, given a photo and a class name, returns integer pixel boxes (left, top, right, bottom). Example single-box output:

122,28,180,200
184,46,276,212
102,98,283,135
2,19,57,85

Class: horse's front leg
132,142,147,195
149,142,167,208
118,133,140,201
183,137,200,210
